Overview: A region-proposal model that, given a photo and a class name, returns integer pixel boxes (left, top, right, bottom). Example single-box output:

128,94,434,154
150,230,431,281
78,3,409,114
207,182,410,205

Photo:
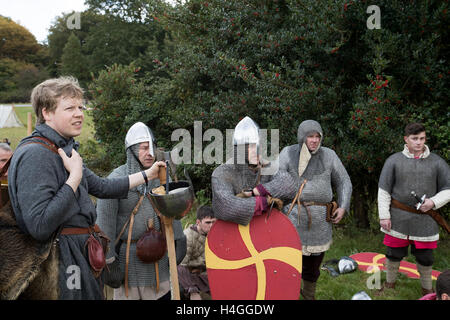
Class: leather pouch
86,234,107,277
326,201,339,222
136,217,167,264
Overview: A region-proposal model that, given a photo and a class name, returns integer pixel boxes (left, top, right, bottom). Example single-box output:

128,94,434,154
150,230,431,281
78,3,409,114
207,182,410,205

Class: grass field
315,225,449,300
179,204,449,300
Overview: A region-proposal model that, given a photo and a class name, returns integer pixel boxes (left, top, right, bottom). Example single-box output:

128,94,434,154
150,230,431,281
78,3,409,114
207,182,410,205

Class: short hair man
6,77,165,299
178,205,216,300
378,123,450,296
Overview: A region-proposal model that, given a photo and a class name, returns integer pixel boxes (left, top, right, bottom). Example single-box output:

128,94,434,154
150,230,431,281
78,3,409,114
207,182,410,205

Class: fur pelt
0,201,59,300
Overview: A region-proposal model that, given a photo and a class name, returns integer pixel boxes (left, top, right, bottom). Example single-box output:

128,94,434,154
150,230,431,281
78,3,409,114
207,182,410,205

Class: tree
61,33,89,87
0,16,49,102
0,16,40,62
47,8,172,89
88,0,449,227
47,10,107,76
88,63,150,168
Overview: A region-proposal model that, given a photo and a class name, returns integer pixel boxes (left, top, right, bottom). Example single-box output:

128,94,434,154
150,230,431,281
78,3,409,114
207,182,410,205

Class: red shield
206,209,302,300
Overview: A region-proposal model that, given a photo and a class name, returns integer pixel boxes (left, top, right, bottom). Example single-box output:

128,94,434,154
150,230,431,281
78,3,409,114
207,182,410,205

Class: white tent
0,105,24,128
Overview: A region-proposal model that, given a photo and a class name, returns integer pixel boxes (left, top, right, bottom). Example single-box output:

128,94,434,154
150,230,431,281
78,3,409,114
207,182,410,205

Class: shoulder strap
21,136,59,155
114,194,145,246
286,179,307,216
0,155,11,177
0,137,60,206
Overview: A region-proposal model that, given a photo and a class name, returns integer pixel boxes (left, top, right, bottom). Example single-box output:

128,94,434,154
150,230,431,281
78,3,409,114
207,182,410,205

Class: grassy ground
316,224,449,300
180,203,449,300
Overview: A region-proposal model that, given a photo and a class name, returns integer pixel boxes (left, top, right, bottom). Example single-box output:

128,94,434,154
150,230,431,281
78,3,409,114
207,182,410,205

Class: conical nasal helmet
232,116,260,147
125,122,156,156
232,116,260,164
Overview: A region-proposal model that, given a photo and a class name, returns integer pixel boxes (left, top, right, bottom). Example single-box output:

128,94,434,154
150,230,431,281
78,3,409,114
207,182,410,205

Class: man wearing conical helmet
97,122,186,300
211,116,280,225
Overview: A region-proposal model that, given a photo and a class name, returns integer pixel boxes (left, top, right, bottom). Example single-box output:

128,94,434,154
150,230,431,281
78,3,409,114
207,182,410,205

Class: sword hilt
410,191,426,210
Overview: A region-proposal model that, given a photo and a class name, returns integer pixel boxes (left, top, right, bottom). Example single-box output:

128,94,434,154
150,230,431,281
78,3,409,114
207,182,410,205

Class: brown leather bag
62,224,110,277
326,201,339,222
136,216,167,264
87,234,106,274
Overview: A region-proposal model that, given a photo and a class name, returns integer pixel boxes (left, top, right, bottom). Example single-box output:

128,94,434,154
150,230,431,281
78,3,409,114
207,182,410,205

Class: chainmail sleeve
260,145,302,201
211,164,257,226
329,149,352,212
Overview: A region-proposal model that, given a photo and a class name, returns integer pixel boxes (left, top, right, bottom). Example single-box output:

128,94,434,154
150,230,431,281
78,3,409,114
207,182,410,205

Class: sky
0,0,88,43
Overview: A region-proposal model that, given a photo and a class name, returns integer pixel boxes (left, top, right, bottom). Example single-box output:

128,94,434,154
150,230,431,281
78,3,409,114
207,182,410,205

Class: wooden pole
162,216,180,300
27,112,32,135
157,165,180,300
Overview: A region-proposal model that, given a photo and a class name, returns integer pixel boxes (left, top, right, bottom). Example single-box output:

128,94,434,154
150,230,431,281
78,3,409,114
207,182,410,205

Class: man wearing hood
378,123,450,296
96,122,186,300
211,116,278,226
255,120,352,300
7,77,166,299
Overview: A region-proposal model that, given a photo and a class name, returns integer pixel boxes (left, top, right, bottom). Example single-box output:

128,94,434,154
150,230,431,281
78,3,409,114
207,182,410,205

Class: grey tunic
261,120,352,251
378,151,450,239
211,159,273,226
8,124,129,300
96,164,185,289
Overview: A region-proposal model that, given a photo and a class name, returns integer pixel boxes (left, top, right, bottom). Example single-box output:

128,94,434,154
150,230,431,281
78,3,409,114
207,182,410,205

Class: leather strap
302,202,313,230
301,201,329,207
147,218,160,293
61,224,101,235
1,137,59,208
22,136,59,155
391,198,423,214
124,194,145,297
115,193,164,297
301,201,331,229
391,198,450,234
285,179,309,229
287,179,307,217
0,137,58,178
114,195,145,246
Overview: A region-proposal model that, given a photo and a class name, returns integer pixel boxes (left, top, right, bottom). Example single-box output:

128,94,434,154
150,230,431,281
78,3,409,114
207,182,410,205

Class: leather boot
375,280,395,296
384,281,396,289
422,287,434,296
301,280,316,300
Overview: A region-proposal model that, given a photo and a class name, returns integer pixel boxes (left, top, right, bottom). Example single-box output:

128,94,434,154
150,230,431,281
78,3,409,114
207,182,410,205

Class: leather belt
301,201,328,207
391,198,450,234
61,224,101,235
